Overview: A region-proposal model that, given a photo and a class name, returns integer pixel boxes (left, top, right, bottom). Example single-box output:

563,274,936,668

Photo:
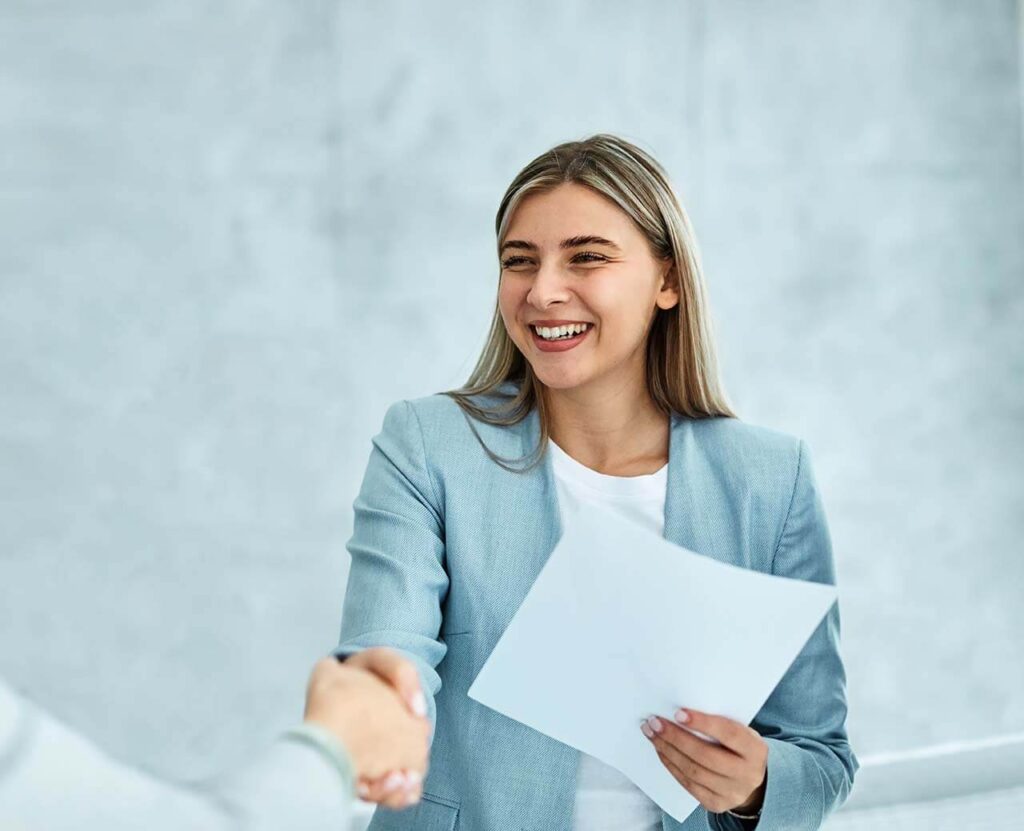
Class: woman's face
498,182,679,395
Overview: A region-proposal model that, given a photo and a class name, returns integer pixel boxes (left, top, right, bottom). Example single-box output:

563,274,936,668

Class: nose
526,261,572,310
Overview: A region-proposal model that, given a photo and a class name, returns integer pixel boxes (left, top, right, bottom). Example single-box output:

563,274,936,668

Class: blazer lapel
511,406,702,592
665,411,697,550
481,405,577,829
519,406,691,553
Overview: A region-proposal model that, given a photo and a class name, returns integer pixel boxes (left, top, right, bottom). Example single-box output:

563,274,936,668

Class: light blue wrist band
282,722,357,796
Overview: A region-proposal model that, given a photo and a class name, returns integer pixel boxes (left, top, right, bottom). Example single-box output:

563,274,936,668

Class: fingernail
675,709,690,724
647,716,664,734
405,770,423,785
357,782,370,798
641,721,654,739
383,771,404,791
411,690,427,717
403,789,419,806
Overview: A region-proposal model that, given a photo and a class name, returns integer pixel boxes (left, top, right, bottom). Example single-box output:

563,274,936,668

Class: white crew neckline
547,438,667,500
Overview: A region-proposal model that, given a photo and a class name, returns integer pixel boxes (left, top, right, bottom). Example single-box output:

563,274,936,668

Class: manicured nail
641,720,654,739
411,690,427,717
383,771,404,791
405,770,423,786
647,716,664,734
675,709,690,724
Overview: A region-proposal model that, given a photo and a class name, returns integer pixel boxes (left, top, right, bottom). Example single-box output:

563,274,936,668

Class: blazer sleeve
333,399,449,735
715,439,859,831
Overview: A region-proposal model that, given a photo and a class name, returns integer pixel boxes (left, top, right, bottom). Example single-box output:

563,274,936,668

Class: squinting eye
501,253,607,268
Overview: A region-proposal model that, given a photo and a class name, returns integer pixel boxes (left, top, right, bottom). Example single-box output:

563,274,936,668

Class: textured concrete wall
1,0,1021,814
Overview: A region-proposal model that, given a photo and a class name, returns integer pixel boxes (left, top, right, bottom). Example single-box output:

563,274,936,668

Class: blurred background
1,1,1022,828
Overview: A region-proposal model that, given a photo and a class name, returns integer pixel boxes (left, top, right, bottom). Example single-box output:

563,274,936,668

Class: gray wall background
1,0,1022,800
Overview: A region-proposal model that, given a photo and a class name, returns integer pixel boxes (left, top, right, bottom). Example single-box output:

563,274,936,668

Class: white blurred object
826,733,1024,828
0,678,355,831
825,786,1024,830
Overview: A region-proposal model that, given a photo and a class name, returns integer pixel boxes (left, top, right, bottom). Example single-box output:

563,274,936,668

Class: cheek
497,281,524,325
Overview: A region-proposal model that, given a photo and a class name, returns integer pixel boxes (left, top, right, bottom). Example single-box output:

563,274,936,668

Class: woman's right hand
341,648,431,809
302,649,429,807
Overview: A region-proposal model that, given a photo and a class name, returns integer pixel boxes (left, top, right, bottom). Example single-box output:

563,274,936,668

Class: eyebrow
499,235,622,255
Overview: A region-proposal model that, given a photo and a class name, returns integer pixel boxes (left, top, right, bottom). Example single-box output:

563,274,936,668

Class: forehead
504,183,639,244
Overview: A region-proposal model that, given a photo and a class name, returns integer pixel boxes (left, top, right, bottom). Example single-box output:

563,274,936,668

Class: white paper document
467,500,838,823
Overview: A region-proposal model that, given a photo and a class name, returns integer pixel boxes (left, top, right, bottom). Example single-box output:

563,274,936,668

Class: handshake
302,648,431,809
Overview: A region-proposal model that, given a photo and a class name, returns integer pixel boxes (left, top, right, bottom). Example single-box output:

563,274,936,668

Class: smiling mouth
529,323,592,352
530,323,593,341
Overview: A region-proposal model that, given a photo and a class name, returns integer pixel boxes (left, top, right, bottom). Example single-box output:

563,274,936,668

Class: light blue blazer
335,382,858,830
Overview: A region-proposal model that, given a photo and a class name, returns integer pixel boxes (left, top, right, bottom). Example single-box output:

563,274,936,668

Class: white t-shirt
547,438,667,831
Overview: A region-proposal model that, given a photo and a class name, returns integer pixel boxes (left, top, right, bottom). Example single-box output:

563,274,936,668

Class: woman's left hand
641,708,767,816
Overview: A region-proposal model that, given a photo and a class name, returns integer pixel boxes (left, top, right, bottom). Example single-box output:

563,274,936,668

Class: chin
531,368,590,391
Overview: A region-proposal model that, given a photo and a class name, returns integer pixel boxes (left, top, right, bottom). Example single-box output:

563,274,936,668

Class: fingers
644,720,734,793
401,723,431,783
642,712,768,815
347,648,427,718
656,750,732,814
641,715,741,777
671,707,757,755
357,769,423,809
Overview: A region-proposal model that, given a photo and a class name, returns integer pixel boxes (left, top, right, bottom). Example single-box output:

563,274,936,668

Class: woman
335,134,858,830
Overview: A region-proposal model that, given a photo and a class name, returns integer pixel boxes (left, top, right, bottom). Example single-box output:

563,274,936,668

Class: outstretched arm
333,399,450,803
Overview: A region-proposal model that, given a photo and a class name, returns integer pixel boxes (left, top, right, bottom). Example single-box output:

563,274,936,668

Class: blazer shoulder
403,390,477,428
680,414,805,494
391,389,522,460
403,387,517,431
685,414,802,455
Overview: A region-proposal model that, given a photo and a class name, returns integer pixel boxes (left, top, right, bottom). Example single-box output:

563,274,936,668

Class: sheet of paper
467,499,838,823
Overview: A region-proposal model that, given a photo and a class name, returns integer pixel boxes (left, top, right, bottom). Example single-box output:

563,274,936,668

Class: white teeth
534,323,589,340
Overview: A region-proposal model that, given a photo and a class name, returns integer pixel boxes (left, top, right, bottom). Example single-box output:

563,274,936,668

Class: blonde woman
335,134,858,830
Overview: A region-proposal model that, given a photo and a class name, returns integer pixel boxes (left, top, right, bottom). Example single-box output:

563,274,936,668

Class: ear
656,260,680,311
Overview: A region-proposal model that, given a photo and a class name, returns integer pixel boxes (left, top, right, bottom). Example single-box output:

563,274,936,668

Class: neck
542,377,669,476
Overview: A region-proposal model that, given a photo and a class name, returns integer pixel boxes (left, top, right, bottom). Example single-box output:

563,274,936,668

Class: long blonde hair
441,133,736,473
